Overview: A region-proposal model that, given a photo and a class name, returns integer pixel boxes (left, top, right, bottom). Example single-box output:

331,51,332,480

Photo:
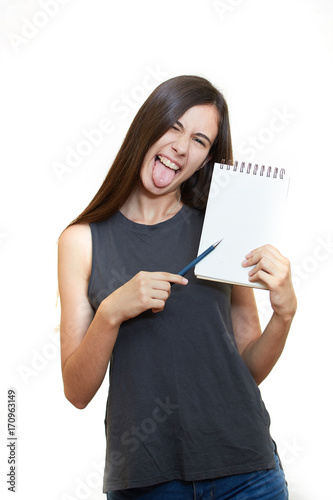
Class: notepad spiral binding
220,160,285,179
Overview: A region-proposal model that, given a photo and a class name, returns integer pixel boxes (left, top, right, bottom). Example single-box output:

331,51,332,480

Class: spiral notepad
194,161,290,289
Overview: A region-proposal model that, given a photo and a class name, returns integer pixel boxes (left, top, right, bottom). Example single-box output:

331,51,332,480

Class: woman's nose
172,135,189,156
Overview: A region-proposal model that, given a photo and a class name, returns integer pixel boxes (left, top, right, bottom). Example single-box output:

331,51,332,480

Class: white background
1,0,332,498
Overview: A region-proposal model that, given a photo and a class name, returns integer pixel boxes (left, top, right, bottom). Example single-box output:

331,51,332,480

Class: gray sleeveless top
87,205,276,493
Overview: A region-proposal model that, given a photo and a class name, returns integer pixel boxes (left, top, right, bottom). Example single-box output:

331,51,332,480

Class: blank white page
195,162,290,289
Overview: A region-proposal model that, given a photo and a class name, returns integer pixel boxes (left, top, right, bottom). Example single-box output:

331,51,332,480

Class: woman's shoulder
58,224,92,279
59,223,91,247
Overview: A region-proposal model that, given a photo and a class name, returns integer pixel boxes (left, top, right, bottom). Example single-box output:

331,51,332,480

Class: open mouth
157,155,180,171
152,155,181,188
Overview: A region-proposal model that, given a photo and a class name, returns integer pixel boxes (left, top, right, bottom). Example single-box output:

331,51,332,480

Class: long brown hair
70,75,233,226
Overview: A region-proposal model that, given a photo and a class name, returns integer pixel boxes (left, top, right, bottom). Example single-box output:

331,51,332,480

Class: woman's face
139,104,219,196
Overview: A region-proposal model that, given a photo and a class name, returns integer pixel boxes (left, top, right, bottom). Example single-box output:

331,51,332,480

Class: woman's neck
120,188,182,225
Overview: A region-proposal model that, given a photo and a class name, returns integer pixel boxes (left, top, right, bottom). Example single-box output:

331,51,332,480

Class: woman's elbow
63,386,89,410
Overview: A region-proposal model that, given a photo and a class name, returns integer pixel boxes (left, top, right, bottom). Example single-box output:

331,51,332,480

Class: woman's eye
194,137,205,146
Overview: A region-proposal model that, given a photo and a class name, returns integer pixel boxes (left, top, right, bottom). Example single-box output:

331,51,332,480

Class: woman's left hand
242,244,297,322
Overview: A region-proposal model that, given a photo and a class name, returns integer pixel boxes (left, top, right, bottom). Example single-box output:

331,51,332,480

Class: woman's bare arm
58,224,120,408
231,245,297,385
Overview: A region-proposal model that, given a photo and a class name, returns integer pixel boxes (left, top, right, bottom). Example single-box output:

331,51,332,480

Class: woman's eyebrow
175,120,212,145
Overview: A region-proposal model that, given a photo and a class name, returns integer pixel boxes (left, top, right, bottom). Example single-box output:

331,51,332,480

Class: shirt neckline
116,205,190,233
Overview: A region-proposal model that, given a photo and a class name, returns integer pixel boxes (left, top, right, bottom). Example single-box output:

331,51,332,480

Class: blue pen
177,239,223,277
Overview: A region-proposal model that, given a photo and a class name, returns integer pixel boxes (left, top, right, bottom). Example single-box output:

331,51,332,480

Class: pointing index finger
168,273,188,285
151,272,188,285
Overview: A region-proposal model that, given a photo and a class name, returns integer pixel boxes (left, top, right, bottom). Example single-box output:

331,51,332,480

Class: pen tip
213,238,223,247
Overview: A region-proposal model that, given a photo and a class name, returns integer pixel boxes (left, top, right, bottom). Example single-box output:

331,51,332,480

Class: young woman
58,75,296,499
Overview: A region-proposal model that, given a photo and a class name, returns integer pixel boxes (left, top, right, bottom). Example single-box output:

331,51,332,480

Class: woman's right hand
100,271,188,325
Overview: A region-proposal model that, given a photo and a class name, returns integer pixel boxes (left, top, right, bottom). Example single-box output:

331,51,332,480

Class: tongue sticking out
152,158,177,188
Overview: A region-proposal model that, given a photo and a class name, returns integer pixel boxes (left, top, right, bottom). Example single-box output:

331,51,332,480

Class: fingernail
182,278,188,284
245,251,252,258
241,259,248,266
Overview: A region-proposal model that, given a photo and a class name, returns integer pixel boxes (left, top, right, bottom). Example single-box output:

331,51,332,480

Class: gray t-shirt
88,205,276,493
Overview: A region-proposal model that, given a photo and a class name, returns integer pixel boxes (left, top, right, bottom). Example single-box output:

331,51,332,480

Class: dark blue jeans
107,451,288,499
